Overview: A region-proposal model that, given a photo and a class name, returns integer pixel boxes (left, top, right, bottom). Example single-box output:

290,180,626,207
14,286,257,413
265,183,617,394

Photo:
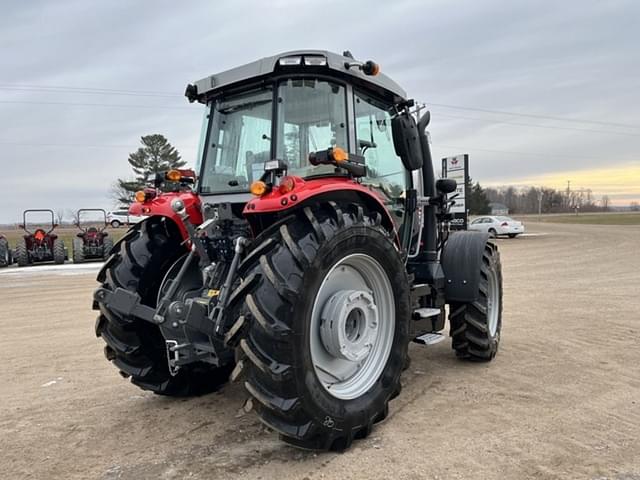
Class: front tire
110,220,121,228
94,219,233,396
449,241,502,361
235,203,410,451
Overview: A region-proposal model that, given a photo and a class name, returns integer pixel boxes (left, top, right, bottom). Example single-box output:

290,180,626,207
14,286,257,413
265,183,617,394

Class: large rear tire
15,238,30,267
53,239,66,264
72,237,85,263
0,238,9,267
94,219,234,396
102,236,114,259
449,241,502,361
234,202,410,451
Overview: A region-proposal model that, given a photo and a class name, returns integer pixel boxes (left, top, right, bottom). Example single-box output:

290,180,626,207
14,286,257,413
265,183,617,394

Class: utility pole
538,190,544,221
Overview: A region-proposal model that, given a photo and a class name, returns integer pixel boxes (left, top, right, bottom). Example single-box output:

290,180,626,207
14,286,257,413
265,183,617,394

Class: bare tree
55,209,66,225
630,201,639,212
601,195,610,211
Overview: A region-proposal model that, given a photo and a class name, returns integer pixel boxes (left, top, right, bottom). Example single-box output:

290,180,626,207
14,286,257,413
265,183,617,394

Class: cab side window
354,92,407,203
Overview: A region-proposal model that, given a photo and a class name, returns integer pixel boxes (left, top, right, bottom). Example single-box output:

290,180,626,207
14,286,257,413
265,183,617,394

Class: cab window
276,78,348,178
354,91,407,203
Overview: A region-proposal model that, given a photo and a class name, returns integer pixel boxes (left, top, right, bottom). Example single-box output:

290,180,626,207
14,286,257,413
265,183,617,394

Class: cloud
1,0,639,222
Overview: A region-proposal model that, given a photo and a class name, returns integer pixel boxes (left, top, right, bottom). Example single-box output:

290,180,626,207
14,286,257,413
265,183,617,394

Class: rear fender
129,191,203,240
243,176,399,243
441,231,490,303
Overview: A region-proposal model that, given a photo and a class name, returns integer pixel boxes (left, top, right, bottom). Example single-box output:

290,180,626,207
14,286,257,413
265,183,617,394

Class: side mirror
391,111,423,171
436,178,457,194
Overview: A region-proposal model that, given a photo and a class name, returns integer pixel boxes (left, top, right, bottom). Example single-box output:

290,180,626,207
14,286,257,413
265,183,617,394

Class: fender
441,230,490,303
129,191,203,240
243,176,399,242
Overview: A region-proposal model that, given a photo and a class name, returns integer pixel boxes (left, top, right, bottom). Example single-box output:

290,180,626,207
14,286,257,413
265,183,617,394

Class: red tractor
15,209,66,267
94,50,503,451
72,209,114,263
0,234,12,268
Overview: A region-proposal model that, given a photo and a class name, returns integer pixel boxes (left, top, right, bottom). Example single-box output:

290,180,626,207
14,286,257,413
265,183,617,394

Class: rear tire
0,238,9,267
15,238,30,267
102,236,114,259
110,220,121,228
449,241,502,361
72,237,85,263
508,233,518,238
94,219,233,396
234,202,410,451
53,239,65,264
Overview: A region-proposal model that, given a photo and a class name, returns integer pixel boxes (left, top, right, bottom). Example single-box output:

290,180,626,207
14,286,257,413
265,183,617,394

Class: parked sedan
106,210,146,228
469,216,525,238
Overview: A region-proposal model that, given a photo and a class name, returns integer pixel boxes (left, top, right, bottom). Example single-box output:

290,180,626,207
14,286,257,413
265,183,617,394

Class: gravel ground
1,222,639,480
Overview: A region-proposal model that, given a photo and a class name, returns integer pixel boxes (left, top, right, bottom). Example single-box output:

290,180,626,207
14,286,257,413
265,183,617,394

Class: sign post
441,154,469,230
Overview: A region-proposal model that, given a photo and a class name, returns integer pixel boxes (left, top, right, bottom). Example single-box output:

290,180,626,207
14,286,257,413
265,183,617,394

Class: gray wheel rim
486,266,500,337
310,253,395,400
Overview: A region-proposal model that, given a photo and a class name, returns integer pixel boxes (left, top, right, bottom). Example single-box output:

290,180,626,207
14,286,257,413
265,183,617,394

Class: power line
0,141,196,149
433,111,640,138
423,101,639,130
0,100,193,110
436,143,606,162
0,84,182,98
3,83,637,130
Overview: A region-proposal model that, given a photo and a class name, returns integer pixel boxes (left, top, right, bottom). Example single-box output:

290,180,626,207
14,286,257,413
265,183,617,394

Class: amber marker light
166,169,181,182
331,147,349,163
134,190,147,203
250,180,268,196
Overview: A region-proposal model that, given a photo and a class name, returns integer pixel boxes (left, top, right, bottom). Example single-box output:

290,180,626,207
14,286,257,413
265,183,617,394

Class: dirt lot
1,222,639,480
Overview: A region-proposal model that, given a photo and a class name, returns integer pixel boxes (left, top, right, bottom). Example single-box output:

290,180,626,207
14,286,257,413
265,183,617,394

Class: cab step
413,307,441,319
413,332,446,346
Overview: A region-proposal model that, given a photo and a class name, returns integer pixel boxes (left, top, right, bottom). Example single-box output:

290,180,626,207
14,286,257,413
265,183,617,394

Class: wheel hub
319,290,378,362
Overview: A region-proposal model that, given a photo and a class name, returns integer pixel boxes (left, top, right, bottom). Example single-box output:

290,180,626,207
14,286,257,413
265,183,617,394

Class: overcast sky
1,0,639,223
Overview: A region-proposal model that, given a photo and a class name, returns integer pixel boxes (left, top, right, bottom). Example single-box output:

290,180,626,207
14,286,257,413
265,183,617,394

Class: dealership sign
441,154,469,230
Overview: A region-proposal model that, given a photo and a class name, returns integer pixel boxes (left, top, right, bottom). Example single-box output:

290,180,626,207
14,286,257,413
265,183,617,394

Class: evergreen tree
467,178,491,215
113,134,185,206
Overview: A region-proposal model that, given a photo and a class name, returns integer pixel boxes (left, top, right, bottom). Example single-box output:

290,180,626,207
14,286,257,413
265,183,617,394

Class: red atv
72,209,114,263
15,209,66,267
0,234,12,268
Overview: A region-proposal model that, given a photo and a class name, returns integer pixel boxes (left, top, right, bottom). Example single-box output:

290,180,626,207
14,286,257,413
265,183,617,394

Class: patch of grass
532,213,640,225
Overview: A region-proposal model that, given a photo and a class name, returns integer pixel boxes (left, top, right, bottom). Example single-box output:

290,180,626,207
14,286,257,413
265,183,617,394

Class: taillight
278,176,296,194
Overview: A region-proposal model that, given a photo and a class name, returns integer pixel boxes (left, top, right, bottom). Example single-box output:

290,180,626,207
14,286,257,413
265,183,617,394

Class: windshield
199,88,273,194
276,78,348,178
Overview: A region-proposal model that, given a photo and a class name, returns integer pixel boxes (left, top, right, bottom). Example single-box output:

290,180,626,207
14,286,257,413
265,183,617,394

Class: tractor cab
190,51,415,235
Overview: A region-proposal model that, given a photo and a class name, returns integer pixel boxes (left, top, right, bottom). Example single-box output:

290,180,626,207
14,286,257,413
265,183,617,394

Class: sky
1,0,639,223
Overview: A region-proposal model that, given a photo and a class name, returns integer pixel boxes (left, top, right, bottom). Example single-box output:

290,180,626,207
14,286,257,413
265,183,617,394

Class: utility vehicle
15,209,65,266
73,209,114,263
94,50,503,451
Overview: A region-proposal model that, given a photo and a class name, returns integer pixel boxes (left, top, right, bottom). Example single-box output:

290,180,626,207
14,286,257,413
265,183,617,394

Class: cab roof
190,50,407,103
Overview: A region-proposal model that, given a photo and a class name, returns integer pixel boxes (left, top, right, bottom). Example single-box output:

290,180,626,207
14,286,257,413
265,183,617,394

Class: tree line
466,179,618,215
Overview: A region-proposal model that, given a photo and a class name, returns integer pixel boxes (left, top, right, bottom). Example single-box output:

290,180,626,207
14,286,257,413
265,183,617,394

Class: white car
106,210,146,228
469,216,525,238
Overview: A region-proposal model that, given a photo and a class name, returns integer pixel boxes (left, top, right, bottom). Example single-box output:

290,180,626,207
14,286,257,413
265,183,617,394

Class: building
489,202,509,215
